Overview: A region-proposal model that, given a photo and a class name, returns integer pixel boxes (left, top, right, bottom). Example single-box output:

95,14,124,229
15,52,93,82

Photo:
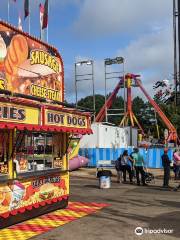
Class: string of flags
8,0,49,39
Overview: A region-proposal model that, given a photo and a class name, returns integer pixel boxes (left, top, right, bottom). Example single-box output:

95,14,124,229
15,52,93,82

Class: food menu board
0,21,64,102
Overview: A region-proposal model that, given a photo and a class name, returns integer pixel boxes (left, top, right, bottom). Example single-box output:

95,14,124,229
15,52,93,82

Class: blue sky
0,0,173,102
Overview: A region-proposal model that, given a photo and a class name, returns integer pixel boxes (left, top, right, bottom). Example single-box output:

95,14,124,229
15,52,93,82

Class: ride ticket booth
0,20,92,228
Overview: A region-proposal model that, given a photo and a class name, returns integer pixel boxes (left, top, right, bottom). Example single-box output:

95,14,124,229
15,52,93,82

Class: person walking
161,148,171,188
131,148,146,186
121,150,133,183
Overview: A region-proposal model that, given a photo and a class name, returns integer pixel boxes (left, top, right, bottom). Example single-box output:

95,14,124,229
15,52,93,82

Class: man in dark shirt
161,148,171,187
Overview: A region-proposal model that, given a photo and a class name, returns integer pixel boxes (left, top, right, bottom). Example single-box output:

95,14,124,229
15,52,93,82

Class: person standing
173,150,180,180
115,155,122,183
121,150,133,183
132,148,146,186
130,148,136,178
161,148,171,188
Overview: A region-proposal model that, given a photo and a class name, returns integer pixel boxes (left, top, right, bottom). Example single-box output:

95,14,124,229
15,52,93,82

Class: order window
14,132,64,173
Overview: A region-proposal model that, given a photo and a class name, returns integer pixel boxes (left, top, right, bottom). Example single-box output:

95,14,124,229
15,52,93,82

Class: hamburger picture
39,183,54,200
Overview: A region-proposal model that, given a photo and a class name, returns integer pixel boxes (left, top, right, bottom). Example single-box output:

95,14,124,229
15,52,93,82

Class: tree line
77,94,180,139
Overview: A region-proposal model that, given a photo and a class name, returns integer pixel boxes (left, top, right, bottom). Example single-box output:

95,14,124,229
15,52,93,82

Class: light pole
75,60,95,121
104,57,125,123
173,0,180,106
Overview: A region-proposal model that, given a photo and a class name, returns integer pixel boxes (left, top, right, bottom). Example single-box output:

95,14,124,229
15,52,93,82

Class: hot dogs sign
0,21,63,101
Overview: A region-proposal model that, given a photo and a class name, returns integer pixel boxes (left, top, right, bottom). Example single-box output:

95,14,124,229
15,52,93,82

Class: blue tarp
79,147,173,168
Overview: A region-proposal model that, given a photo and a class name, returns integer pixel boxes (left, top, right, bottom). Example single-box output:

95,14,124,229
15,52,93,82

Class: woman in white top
121,150,133,183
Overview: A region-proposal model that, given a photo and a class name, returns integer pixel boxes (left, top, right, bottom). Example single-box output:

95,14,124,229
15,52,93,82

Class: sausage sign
0,21,64,102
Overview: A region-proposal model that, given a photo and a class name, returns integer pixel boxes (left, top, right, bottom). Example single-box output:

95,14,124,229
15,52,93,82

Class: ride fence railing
79,147,174,168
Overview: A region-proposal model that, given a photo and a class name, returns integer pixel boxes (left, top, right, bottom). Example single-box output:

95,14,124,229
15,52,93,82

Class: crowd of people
115,148,147,186
115,147,180,188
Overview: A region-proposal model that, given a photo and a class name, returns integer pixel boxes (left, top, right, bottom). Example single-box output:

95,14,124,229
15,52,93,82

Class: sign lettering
46,110,87,128
0,79,5,90
0,103,39,125
30,50,59,73
30,84,60,101
0,106,25,121
32,176,61,188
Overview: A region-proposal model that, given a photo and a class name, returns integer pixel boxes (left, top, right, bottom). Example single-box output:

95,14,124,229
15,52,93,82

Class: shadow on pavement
83,185,99,189
158,200,180,208
149,211,180,238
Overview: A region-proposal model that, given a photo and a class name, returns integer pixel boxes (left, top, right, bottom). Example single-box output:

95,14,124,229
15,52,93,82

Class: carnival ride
71,73,178,168
95,73,178,143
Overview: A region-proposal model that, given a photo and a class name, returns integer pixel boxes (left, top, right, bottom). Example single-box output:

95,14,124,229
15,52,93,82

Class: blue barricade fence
79,148,173,168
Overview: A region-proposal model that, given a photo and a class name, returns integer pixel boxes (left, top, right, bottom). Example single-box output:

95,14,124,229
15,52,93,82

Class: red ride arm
136,78,176,135
95,79,123,122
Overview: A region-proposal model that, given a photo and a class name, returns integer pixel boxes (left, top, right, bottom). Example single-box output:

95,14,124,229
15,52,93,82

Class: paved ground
32,168,180,240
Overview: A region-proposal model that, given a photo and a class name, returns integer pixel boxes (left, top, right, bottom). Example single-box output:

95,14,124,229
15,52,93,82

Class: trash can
97,169,112,189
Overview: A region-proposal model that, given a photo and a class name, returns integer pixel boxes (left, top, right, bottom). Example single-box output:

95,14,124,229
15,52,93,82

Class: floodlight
86,61,92,65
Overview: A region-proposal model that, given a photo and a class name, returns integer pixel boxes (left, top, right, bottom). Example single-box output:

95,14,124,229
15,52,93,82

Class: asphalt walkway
32,168,180,240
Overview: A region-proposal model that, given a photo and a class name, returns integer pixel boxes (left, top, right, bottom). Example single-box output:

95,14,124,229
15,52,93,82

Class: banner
0,174,68,215
0,103,40,125
45,109,88,129
0,21,63,102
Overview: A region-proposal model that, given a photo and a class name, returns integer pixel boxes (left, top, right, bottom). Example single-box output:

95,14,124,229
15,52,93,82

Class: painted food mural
0,175,67,214
0,22,63,101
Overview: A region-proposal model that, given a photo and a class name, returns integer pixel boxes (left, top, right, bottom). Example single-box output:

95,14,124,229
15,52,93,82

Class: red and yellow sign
45,109,88,129
0,103,40,125
0,174,68,215
0,21,64,102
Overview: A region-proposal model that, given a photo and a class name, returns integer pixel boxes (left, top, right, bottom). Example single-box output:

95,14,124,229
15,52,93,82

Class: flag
39,3,44,29
39,3,44,39
24,0,29,19
18,14,23,30
42,0,48,29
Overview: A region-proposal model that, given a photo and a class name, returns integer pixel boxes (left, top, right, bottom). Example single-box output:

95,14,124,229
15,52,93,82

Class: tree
77,93,180,139
77,94,105,115
107,95,124,125
132,96,146,116
77,94,124,124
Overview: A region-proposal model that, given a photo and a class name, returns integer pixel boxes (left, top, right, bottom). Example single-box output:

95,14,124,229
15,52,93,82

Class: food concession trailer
0,20,92,228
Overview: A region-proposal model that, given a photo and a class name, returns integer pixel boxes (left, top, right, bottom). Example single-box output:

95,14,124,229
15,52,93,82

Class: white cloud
73,0,172,37
117,26,173,96
65,24,173,102
62,0,173,103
